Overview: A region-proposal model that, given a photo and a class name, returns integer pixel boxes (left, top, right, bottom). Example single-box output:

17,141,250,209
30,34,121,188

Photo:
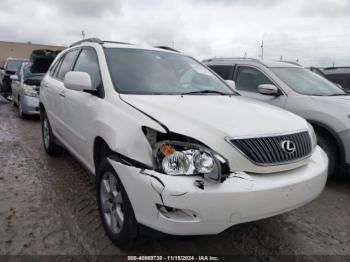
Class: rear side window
208,65,233,80
56,50,79,80
73,49,101,90
236,66,273,92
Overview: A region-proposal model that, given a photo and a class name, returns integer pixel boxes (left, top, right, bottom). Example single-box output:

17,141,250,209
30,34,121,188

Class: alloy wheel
100,172,124,234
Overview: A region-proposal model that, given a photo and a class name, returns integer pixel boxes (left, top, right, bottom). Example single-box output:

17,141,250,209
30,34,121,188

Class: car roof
203,58,300,68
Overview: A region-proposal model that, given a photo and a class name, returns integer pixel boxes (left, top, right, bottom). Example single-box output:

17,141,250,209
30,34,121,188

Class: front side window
272,67,347,96
236,67,273,92
56,50,79,80
104,48,235,95
73,49,101,90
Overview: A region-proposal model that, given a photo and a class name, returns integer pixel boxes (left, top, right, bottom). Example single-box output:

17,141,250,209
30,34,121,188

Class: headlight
307,122,317,150
153,140,225,181
23,84,38,97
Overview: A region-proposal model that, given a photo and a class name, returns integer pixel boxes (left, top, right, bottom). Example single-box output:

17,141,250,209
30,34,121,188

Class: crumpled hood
121,94,308,137
121,94,310,173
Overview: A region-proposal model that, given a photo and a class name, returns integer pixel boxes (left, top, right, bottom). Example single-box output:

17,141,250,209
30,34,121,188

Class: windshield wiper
181,90,231,95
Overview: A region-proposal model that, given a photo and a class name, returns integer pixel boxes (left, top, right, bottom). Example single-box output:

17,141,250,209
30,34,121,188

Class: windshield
104,48,235,95
23,64,44,81
272,67,347,96
6,60,27,72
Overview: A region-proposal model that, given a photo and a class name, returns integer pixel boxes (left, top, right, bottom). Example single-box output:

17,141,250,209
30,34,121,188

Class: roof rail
69,38,132,48
154,46,179,52
324,66,350,70
202,57,263,64
69,38,103,47
276,60,302,67
103,40,131,45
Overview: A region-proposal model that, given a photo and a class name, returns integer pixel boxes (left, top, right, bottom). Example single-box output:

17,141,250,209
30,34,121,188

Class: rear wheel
96,159,138,249
41,110,63,156
316,131,339,179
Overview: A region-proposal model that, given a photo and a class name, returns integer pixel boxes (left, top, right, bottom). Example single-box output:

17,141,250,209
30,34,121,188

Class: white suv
39,38,328,248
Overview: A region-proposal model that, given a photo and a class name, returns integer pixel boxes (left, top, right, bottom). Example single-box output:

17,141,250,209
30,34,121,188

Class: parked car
40,38,327,248
0,58,28,97
11,49,60,118
204,57,349,178
310,67,350,90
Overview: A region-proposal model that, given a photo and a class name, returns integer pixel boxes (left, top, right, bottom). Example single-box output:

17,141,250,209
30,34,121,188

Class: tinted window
208,65,233,80
345,76,350,90
73,49,101,90
56,50,79,80
104,48,234,95
326,74,348,87
236,67,273,92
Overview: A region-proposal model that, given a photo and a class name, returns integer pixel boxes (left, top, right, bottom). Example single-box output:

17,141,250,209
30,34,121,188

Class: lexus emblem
281,140,296,154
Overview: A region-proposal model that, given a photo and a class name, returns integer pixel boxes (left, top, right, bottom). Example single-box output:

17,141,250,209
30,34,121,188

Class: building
0,40,65,65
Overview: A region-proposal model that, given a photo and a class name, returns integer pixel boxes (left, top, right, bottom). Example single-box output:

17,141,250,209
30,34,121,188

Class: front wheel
96,159,138,249
41,110,63,156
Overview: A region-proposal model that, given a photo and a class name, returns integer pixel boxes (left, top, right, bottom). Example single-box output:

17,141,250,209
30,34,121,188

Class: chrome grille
229,131,312,165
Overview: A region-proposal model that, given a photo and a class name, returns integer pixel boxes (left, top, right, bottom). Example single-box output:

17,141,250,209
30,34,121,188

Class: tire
96,159,138,249
316,132,339,179
41,110,63,156
18,98,26,119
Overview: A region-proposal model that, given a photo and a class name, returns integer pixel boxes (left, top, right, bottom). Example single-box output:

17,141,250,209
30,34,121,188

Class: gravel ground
1,97,350,259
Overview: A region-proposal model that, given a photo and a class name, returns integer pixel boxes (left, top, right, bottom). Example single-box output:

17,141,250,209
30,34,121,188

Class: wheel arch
93,136,112,174
307,119,345,165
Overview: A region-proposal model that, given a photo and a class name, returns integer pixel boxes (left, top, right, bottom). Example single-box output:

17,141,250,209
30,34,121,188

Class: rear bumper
20,95,39,115
109,146,328,235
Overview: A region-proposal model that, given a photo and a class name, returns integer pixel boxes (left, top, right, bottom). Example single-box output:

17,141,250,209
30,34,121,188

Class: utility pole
244,51,247,58
332,61,335,68
81,30,85,40
280,55,283,61
260,41,264,60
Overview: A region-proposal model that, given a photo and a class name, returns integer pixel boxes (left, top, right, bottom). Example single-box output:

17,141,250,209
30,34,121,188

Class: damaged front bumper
108,146,328,236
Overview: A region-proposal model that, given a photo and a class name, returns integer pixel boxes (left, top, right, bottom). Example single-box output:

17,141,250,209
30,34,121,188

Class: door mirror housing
225,80,236,90
258,84,279,96
64,71,93,92
10,75,18,81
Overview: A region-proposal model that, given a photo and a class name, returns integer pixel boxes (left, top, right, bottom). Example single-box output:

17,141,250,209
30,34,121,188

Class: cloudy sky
1,0,349,67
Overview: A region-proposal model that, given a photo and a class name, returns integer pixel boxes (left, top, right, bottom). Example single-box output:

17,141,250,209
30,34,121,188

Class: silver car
11,62,41,118
204,57,350,178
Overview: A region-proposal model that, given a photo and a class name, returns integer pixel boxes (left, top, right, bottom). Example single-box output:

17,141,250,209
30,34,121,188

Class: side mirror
225,80,236,90
64,71,92,92
258,84,279,96
10,75,18,81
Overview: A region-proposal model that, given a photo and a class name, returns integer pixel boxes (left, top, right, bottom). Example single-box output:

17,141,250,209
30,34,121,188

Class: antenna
81,30,85,40
260,41,264,60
